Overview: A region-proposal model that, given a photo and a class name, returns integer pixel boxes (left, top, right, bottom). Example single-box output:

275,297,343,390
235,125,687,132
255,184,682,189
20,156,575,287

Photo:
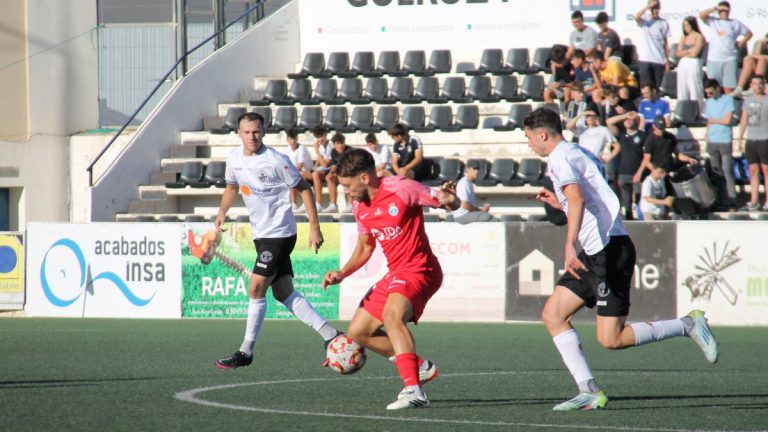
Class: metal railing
87,0,267,186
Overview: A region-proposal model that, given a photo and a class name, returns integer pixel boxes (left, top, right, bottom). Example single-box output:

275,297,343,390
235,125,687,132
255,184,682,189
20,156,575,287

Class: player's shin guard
281,291,338,340
553,329,595,389
629,319,685,346
393,352,420,388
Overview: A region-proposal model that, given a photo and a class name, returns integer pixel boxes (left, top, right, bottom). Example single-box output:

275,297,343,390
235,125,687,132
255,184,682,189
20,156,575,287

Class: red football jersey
353,176,441,273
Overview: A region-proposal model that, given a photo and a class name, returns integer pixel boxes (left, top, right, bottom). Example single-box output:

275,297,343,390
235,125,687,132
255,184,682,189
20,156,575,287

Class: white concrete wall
0,0,99,230
87,1,301,222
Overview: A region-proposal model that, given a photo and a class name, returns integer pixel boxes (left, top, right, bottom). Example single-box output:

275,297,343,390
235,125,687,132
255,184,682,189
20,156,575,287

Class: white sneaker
686,310,719,364
418,359,439,385
386,388,430,410
343,204,353,213
731,87,744,98
321,203,338,213
294,204,306,213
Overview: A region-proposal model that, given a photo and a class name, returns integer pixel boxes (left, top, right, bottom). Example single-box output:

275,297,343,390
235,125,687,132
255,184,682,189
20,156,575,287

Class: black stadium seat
339,106,374,133
505,48,531,73
298,107,323,131
209,107,246,134
508,158,546,186
324,106,348,130
520,75,545,101
466,49,509,76
621,44,639,71
402,106,426,131
251,106,272,129
425,158,463,186
288,52,325,79
249,79,287,106
341,51,375,77
455,105,479,130
184,215,206,222
492,75,525,102
326,52,350,76
360,106,398,133
374,50,405,77
477,158,518,186
204,161,227,188
403,50,427,75
427,49,452,74
165,161,204,189
406,76,439,103
494,103,532,131
537,102,560,116
672,100,706,127
530,47,551,72
157,215,180,222
390,77,414,101
312,78,339,104
427,105,455,131
660,71,677,98
668,43,680,69
430,76,470,103
365,77,394,104
339,78,363,102
281,79,311,105
266,107,297,133
467,76,492,101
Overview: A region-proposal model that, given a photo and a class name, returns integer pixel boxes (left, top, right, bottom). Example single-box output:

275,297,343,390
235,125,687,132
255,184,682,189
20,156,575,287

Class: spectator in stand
590,50,638,101
640,166,675,220
700,1,752,95
640,116,699,191
638,81,671,133
313,132,350,213
570,49,597,96
634,0,670,92
565,81,595,143
576,109,621,178
544,44,575,104
390,123,429,181
453,160,494,225
595,12,622,60
364,132,392,178
675,16,706,110
607,111,647,220
734,34,768,97
737,75,768,211
282,128,314,213
567,10,598,59
703,79,737,210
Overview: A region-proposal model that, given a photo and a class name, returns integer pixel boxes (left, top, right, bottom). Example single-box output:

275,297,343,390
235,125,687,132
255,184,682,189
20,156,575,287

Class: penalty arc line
173,372,735,432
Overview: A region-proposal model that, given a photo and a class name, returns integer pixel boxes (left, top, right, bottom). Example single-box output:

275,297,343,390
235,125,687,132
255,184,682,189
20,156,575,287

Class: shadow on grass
0,377,162,390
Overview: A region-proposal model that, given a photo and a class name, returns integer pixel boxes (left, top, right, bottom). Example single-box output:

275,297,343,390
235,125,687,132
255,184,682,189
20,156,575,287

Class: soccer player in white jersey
214,112,340,369
523,107,719,411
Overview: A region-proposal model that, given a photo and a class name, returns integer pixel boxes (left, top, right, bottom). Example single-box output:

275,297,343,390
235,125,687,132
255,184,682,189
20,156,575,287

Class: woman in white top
675,16,706,110
283,128,314,212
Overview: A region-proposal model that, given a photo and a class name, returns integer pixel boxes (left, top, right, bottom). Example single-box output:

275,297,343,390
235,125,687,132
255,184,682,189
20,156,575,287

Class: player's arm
322,234,376,289
215,183,238,231
437,181,461,211
294,178,324,253
561,183,587,279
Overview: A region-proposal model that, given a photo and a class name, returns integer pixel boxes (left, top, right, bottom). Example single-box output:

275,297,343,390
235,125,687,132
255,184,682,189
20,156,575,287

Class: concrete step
128,198,178,214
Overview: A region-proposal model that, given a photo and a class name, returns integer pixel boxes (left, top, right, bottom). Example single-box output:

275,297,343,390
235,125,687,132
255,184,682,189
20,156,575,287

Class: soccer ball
325,334,366,375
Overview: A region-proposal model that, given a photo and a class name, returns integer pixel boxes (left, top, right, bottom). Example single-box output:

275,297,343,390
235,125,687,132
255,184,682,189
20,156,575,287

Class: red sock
393,353,419,388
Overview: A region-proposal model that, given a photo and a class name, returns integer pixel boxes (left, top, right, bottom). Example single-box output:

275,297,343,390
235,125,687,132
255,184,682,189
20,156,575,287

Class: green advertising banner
181,223,339,319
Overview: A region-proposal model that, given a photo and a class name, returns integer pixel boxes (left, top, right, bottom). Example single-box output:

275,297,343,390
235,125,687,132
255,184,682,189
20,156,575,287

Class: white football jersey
225,144,301,239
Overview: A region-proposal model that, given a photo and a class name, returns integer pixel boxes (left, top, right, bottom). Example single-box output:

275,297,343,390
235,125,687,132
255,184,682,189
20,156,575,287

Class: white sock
281,291,338,340
553,329,595,390
240,298,266,356
630,319,685,346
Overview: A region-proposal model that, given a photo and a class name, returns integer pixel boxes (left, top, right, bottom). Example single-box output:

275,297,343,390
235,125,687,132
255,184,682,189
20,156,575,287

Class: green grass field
1,318,766,432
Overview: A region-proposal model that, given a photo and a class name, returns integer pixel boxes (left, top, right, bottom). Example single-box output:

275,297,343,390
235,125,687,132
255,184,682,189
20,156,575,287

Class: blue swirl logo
41,239,156,307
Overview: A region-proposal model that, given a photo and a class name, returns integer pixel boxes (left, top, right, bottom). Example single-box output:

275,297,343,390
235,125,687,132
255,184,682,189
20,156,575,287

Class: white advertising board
299,0,767,62
25,223,182,318
677,222,768,326
339,222,506,322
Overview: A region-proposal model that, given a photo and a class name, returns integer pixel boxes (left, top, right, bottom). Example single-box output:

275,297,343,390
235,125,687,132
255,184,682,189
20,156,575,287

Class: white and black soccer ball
325,334,366,375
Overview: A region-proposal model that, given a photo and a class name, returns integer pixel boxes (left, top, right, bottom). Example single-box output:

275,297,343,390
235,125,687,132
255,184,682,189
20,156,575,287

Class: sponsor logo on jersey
359,213,369,220
374,208,383,217
260,251,274,263
388,203,399,217
370,226,404,242
258,171,269,182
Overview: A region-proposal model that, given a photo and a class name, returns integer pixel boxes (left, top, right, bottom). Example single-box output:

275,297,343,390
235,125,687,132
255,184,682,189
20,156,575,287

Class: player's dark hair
718,1,730,9
337,148,375,177
571,11,583,20
590,49,605,61
388,123,408,137
237,112,265,128
704,78,721,90
286,128,299,139
595,12,609,24
572,49,586,60
364,132,378,144
523,107,563,136
331,132,346,144
550,44,568,64
641,80,657,91
311,125,328,138
751,74,766,83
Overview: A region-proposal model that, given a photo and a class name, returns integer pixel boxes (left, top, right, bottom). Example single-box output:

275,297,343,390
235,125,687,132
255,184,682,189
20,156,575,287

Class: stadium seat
294,214,309,223
621,44,639,71
672,100,706,128
374,50,405,76
209,107,246,134
157,215,180,222
324,106,348,130
130,215,156,222
427,105,455,131
505,48,531,74
727,213,751,220
466,49,509,75
165,161,204,188
432,76,470,103
339,106,374,133
427,49,452,74
406,76,439,103
234,215,250,223
403,50,427,75
425,158,463,186
530,47,551,72
281,79,311,105
660,71,677,98
266,107,297,133
204,161,227,188
365,77,394,104
390,77,415,101
402,106,426,131
486,158,518,186
501,214,524,222
733,98,744,125
249,79,287,106
288,52,325,79
537,102,560,116
298,107,323,131
251,106,272,128
339,78,363,102
492,75,525,102
700,43,709,66
508,158,545,186
312,78,339,104
338,213,357,223
360,106,398,133
455,104,479,130
326,52,350,76
342,51,375,77
423,213,440,222
467,75,492,101
520,75,545,101
668,43,680,69
493,103,532,131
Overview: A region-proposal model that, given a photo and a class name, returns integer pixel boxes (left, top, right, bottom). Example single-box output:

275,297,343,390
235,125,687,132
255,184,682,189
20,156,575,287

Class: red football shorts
360,267,443,324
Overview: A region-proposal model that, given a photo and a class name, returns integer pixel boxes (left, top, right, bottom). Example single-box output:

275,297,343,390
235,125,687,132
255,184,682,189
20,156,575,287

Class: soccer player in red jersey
323,148,459,410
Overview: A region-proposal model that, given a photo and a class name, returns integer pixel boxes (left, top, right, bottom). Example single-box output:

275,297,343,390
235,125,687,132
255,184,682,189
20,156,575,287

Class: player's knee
540,303,562,327
347,324,370,344
597,334,623,350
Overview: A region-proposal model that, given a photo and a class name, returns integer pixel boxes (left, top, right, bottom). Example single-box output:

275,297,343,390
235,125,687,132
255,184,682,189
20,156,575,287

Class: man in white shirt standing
282,128,314,213
523,107,719,411
453,160,493,225
634,0,671,91
364,133,392,178
213,112,340,369
700,1,752,95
